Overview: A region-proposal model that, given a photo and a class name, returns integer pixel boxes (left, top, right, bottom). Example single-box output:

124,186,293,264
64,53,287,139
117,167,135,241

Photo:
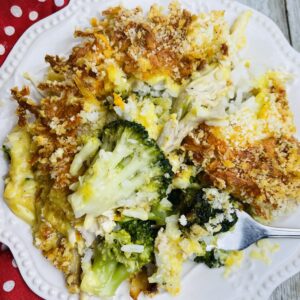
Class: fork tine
216,211,267,250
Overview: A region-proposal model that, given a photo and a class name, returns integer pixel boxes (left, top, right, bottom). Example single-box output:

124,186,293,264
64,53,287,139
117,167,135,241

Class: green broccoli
112,91,173,140
148,199,173,225
81,220,156,297
168,188,210,226
69,120,173,218
168,187,238,234
194,249,227,268
120,220,157,266
120,219,157,247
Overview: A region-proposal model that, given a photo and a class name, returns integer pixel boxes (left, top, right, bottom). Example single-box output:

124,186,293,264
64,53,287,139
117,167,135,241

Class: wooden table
236,0,300,51
235,1,300,299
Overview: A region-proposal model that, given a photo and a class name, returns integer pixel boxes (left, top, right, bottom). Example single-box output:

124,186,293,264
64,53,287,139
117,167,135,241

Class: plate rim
1,0,300,299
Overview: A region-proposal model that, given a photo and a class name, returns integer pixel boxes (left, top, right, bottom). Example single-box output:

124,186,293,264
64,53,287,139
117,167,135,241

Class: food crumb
249,240,280,265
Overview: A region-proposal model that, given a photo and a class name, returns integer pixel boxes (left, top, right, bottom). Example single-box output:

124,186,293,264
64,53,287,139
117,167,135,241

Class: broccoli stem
148,207,169,225
81,258,130,297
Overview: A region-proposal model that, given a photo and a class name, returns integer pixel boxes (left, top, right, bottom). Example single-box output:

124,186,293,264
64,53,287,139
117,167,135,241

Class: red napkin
0,0,70,67
0,1,70,299
0,243,43,300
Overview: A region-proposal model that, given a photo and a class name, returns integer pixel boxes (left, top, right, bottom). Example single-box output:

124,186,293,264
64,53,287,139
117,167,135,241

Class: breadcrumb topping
184,124,300,219
5,2,300,296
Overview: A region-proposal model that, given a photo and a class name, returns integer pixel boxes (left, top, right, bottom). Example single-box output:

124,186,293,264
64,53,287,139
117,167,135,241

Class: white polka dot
0,244,7,251
4,26,15,36
0,45,5,56
10,5,22,18
54,0,64,7
38,0,47,2
12,259,18,268
3,280,15,292
29,11,39,21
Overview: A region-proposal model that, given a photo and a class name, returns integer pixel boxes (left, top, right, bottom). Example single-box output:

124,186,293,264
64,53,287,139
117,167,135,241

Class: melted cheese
215,72,295,148
4,127,36,225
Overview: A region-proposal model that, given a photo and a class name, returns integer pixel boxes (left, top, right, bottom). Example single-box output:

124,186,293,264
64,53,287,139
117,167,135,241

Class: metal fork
216,210,300,251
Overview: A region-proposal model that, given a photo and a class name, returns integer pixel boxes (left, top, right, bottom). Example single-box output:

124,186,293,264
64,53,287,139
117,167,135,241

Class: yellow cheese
106,62,130,93
4,127,36,225
113,93,125,110
224,251,244,277
250,240,280,265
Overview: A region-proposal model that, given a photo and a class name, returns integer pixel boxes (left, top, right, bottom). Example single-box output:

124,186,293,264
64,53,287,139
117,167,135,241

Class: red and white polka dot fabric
1,2,70,298
0,242,42,299
0,0,70,67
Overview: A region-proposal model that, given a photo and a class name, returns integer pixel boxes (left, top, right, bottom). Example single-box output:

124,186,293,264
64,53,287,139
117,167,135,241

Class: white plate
0,0,300,300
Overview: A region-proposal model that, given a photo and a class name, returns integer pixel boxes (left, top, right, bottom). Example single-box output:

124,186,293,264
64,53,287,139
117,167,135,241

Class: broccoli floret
121,220,156,262
113,78,179,140
69,120,173,218
121,220,157,246
194,249,225,268
81,257,129,297
81,221,156,297
195,248,243,270
148,199,173,225
218,213,238,233
169,188,210,226
169,187,237,234
120,219,157,266
80,230,130,297
113,93,173,140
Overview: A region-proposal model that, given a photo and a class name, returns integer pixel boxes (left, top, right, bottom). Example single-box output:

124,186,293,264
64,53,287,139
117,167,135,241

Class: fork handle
263,226,300,238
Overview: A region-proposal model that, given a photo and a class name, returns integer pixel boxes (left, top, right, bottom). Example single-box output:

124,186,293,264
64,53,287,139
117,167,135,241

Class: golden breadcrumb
184,124,300,219
4,2,299,296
